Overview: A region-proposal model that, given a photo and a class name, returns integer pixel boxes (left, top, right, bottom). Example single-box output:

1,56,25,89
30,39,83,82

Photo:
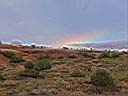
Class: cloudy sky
0,0,127,45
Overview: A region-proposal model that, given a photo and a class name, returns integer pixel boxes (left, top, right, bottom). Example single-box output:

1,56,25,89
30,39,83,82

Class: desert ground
0,44,128,96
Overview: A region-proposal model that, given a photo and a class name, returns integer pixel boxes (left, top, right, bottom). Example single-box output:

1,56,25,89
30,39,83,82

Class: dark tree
0,40,2,45
31,44,36,48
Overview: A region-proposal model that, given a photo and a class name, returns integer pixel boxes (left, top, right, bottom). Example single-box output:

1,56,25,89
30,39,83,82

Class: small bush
82,52,96,59
70,69,85,77
38,55,50,60
100,51,120,58
24,62,34,69
43,55,50,59
33,59,51,71
19,69,40,78
1,51,24,63
1,51,16,59
100,51,110,58
57,56,64,59
10,56,24,63
68,55,77,59
91,69,114,87
0,74,5,81
82,52,90,58
20,59,51,78
111,52,120,58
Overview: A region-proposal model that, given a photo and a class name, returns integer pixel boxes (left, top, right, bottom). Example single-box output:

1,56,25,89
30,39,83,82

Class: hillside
0,46,128,96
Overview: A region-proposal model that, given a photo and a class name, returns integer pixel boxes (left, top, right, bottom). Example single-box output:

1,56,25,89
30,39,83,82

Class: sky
0,0,127,45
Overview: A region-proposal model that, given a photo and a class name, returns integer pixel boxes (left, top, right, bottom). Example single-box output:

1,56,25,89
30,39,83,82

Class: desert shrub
10,56,24,63
19,69,40,78
82,52,96,59
1,51,24,63
100,51,120,58
70,69,85,77
122,51,128,54
33,59,51,71
0,74,5,80
57,56,64,59
24,61,34,69
82,52,90,58
91,69,114,87
19,59,51,78
1,51,16,59
44,55,50,59
38,55,50,60
110,52,120,58
68,55,77,59
100,51,110,58
121,75,128,82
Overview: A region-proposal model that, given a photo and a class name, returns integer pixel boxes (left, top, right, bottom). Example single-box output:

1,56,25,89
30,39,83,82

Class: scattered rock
28,88,48,95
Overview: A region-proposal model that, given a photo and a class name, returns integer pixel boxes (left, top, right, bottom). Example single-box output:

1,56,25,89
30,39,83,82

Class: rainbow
58,31,109,45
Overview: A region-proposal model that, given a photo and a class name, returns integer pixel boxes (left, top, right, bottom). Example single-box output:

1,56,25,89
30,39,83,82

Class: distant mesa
0,40,49,49
67,41,128,50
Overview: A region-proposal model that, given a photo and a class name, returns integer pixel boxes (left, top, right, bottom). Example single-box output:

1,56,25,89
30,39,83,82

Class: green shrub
110,52,120,58
70,69,85,77
100,51,120,58
38,55,50,59
20,59,51,78
82,52,90,58
0,74,5,80
1,51,24,63
1,51,16,59
19,69,40,78
91,69,114,87
100,51,110,58
24,61,34,69
82,52,96,59
33,59,51,71
10,56,24,63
